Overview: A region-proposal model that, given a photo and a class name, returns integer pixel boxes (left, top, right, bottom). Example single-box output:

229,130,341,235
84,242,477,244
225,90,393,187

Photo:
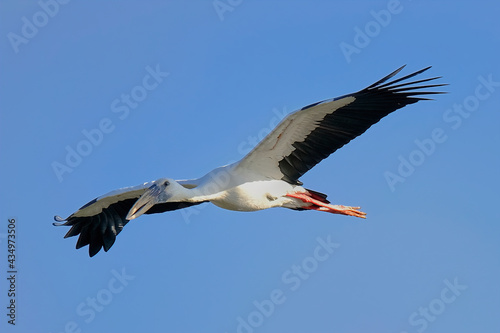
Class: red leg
286,192,366,219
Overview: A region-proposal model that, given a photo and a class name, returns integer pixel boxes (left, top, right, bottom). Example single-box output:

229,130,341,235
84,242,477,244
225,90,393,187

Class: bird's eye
163,181,169,186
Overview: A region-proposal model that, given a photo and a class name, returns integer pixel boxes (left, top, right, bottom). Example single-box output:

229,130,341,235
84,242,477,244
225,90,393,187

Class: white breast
209,180,302,211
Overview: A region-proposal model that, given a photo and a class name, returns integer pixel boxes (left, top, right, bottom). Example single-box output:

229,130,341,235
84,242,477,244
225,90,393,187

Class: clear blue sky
1,1,499,332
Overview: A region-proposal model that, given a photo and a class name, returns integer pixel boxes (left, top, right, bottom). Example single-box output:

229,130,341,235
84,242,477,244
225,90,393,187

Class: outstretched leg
286,192,366,219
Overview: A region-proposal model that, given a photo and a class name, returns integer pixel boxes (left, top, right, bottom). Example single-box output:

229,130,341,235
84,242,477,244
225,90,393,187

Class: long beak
126,184,163,220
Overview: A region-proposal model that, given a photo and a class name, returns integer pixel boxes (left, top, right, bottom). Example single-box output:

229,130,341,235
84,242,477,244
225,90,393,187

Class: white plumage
54,66,445,256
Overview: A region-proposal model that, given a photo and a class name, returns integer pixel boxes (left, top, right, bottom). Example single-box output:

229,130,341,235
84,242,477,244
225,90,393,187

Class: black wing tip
88,240,113,257
89,245,102,257
364,64,407,89
362,65,447,97
53,215,67,226
54,196,137,257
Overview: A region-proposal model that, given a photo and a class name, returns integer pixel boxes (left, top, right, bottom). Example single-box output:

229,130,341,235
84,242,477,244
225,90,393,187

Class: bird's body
175,164,304,212
203,177,298,212
54,66,446,256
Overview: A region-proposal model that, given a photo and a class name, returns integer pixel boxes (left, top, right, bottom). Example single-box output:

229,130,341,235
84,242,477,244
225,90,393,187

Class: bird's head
126,178,184,220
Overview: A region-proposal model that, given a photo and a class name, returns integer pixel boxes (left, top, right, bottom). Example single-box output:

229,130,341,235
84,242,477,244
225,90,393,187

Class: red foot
286,192,367,219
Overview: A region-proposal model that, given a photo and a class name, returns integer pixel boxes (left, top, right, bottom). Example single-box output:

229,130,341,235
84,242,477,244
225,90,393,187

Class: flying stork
54,66,445,257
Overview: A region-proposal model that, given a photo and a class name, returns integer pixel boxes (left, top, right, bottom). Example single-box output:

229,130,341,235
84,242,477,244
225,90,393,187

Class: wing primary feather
369,66,432,90
364,65,407,89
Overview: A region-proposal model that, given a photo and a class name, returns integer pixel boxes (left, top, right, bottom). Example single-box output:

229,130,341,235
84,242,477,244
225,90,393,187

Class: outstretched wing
54,182,203,257
235,66,446,184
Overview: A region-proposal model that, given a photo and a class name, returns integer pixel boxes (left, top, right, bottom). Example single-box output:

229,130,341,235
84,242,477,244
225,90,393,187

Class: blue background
1,1,499,332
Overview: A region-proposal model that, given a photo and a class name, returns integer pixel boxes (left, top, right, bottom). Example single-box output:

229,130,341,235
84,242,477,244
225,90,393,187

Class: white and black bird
54,66,445,257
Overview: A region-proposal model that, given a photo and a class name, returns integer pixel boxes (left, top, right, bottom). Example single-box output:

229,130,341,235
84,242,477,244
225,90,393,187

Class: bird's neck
174,180,221,203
